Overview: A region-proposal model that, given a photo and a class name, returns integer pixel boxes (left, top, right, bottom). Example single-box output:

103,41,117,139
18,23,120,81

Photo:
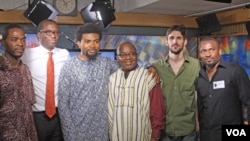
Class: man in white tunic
108,42,166,141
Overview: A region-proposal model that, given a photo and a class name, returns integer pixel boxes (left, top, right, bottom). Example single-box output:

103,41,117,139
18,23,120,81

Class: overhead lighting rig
81,0,116,29
23,0,58,27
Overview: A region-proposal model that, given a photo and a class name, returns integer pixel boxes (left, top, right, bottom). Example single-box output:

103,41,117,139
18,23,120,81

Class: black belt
33,108,58,113
33,108,59,118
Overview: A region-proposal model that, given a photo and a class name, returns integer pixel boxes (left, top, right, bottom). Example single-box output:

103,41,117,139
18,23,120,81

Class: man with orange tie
22,19,70,141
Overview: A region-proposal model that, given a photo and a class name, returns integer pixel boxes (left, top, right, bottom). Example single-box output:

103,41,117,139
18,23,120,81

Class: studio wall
0,24,199,67
1,23,250,77
0,33,197,66
219,35,250,76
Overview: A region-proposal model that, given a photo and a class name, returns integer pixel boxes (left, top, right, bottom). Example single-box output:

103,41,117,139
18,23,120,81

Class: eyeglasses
117,52,137,58
39,30,60,36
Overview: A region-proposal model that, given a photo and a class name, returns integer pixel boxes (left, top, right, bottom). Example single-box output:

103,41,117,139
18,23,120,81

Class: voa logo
226,129,246,136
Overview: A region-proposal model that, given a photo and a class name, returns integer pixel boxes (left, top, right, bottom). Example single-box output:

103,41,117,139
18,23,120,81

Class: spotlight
81,0,116,29
23,0,58,27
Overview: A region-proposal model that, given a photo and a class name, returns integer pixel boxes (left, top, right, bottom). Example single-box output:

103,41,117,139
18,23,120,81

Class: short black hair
75,22,102,42
37,19,58,31
166,24,186,39
2,24,24,40
199,36,221,46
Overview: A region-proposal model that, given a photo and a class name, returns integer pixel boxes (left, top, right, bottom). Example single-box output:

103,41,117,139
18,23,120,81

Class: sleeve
110,59,119,74
149,83,166,138
108,75,114,139
57,62,76,141
234,65,250,123
26,67,36,105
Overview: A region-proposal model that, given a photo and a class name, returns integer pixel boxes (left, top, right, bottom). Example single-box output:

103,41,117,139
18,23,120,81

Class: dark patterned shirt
0,55,38,141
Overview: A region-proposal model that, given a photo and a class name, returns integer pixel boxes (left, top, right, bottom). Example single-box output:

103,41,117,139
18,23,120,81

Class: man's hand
147,66,160,83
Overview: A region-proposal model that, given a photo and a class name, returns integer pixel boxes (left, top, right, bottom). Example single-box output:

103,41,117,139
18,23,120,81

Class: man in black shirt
196,36,250,141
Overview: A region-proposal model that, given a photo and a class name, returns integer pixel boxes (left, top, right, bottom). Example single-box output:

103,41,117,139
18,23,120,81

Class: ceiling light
23,0,58,27
80,0,116,29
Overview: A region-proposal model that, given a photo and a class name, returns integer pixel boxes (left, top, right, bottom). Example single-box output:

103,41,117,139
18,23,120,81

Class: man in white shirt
22,19,70,141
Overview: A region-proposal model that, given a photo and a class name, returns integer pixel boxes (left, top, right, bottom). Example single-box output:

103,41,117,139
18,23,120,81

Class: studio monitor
196,13,222,35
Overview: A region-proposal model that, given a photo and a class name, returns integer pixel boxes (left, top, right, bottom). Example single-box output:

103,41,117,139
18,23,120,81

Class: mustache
171,44,179,47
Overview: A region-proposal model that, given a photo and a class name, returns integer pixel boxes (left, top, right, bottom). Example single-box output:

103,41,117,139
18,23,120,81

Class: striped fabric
108,67,156,141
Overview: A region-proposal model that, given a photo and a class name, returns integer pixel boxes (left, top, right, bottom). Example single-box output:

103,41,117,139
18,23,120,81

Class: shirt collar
38,45,56,55
201,59,227,70
0,54,24,71
122,64,139,78
165,53,191,64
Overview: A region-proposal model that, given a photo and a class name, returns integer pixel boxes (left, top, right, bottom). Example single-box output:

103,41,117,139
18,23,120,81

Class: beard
205,59,220,68
169,45,183,55
206,62,217,68
86,53,98,60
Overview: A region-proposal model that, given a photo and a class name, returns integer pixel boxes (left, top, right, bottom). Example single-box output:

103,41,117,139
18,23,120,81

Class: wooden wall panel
0,7,249,29
216,7,250,25
213,23,248,36
0,10,196,28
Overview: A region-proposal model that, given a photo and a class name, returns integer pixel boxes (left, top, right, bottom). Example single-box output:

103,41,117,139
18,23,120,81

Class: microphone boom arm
61,32,77,49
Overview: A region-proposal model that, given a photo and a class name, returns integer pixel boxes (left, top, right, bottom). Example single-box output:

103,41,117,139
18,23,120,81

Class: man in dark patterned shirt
0,24,38,141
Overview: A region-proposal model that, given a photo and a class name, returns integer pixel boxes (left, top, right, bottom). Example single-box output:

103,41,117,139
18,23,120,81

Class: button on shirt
153,54,200,136
197,61,250,141
22,46,70,112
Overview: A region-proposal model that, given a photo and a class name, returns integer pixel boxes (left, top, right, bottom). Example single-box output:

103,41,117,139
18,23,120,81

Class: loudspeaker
246,21,250,36
23,0,58,27
196,13,222,35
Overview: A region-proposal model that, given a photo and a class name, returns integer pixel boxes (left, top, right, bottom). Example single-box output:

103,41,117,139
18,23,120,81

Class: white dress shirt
22,45,70,112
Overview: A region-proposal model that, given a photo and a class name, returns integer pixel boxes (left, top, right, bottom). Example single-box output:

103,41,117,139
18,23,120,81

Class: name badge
213,80,225,89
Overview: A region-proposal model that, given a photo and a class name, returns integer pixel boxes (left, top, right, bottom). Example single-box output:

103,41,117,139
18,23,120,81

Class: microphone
60,32,77,49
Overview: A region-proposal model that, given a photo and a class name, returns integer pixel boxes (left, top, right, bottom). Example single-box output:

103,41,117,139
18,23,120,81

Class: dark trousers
33,109,64,141
160,131,197,141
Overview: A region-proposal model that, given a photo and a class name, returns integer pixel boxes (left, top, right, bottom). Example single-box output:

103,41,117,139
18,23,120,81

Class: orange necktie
45,52,56,118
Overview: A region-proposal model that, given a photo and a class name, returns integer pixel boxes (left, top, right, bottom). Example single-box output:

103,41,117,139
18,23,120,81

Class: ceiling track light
23,0,58,27
80,0,116,30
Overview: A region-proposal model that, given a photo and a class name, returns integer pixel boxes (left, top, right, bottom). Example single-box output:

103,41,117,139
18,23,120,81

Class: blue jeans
160,131,197,141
